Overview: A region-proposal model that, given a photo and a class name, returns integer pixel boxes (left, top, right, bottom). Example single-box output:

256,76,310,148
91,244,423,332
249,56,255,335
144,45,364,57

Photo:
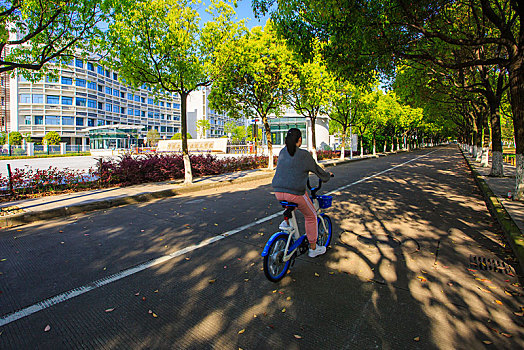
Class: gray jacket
272,147,331,195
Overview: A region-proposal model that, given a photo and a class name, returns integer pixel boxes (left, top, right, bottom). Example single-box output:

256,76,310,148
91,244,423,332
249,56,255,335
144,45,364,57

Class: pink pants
275,192,318,245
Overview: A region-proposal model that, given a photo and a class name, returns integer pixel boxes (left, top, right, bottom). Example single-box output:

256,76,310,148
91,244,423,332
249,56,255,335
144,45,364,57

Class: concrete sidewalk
0,154,381,228
461,148,524,273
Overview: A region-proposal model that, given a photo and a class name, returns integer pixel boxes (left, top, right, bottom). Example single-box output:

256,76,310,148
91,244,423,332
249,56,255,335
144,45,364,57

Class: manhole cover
469,255,514,275
356,234,401,248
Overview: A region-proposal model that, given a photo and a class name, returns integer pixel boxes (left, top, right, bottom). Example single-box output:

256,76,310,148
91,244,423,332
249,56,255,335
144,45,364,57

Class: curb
460,149,524,274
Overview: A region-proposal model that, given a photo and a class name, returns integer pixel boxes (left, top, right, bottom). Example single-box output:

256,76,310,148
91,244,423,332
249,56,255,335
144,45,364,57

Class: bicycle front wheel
317,214,332,247
263,234,291,282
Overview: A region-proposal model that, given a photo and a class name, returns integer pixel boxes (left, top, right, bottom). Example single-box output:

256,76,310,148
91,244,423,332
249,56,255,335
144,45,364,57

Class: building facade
8,58,182,146
187,87,242,139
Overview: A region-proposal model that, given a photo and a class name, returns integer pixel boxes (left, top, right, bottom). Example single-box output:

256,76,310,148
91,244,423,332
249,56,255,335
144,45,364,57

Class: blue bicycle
262,178,333,282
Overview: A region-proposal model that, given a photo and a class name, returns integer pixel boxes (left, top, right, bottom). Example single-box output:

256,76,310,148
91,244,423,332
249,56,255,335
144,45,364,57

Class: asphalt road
0,146,523,349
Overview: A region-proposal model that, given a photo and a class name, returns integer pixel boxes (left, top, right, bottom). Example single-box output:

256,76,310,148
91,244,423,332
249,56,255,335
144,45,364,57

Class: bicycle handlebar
307,173,334,198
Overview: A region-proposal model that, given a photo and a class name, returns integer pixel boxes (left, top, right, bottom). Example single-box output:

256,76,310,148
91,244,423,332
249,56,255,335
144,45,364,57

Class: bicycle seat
280,201,298,208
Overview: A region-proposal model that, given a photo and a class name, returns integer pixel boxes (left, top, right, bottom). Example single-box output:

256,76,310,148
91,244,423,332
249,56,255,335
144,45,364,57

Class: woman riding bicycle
272,128,333,258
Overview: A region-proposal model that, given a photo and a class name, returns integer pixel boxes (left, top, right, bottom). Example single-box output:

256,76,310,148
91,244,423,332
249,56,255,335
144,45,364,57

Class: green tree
171,133,192,140
104,0,242,183
146,129,160,146
231,126,247,143
0,0,108,76
288,40,335,160
24,133,33,144
224,120,237,137
43,131,61,145
209,21,294,170
196,119,211,139
0,132,6,145
8,131,22,145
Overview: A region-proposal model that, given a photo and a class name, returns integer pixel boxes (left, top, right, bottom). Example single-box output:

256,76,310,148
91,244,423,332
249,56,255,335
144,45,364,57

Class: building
187,87,244,139
261,107,331,155
6,58,182,146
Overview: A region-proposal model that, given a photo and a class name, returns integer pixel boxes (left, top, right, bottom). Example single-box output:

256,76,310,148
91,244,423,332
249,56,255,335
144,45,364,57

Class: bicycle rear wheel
263,234,291,282
317,214,332,247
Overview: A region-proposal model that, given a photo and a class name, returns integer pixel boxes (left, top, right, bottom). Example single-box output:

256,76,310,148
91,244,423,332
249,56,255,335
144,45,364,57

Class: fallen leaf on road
238,329,245,334
478,287,491,293
467,268,477,272
286,297,291,301
185,257,190,260
105,308,115,313
281,308,286,313
413,337,420,341
135,292,140,296
417,276,427,282
154,290,158,293
421,270,427,274
495,300,503,305
253,314,257,318
314,273,320,277
244,279,249,282
482,340,492,344
209,279,216,284
214,223,218,226
142,297,146,301
44,325,51,332
500,332,512,338
504,290,513,296
152,313,158,318
0,259,5,262
272,290,277,293
294,334,302,339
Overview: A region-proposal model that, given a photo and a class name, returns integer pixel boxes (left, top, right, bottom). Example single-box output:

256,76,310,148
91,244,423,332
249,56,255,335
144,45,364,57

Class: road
0,146,523,349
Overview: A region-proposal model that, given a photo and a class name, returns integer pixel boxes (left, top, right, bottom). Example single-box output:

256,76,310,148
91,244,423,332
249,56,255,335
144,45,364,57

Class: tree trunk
509,59,524,200
488,99,504,175
262,115,274,170
310,115,317,161
360,134,364,157
372,132,376,155
391,135,395,152
180,91,193,184
340,126,347,160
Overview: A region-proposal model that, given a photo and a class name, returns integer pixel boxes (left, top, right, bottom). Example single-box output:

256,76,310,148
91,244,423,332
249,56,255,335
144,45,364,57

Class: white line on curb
0,150,438,327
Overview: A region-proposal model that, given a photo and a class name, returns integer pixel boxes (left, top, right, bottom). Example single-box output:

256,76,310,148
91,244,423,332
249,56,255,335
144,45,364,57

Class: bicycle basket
316,195,333,209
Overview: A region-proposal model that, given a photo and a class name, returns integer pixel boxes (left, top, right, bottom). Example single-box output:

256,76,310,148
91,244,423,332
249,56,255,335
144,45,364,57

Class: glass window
167,115,172,120
20,94,31,103
173,103,180,109
160,101,164,107
154,100,159,106
113,72,118,80
32,94,44,103
128,108,133,116
134,95,140,102
75,58,83,68
61,77,73,85
97,66,104,75
88,118,95,126
98,84,103,92
76,78,86,87
147,112,153,118
87,99,96,108
105,87,112,94
141,111,145,117
105,69,110,78
134,109,140,116
87,62,94,71
24,115,31,125
148,98,154,104
113,89,119,97
161,113,165,120
98,102,103,109
120,107,125,114
161,126,166,132
127,93,133,100
106,104,112,112
154,112,160,119
62,96,73,105
62,116,74,125
141,97,145,103
76,117,84,126
34,115,43,125
167,127,173,132
87,81,96,90
46,76,58,83
167,102,171,108
46,95,60,104
120,92,125,98
45,116,60,125
98,119,106,126
76,97,86,106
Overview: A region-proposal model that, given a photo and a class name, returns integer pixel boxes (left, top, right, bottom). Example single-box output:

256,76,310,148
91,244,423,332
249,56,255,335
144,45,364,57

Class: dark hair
285,128,302,156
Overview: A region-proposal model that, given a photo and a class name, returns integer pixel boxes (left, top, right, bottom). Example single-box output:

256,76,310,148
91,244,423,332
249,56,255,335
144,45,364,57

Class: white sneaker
308,245,326,258
279,220,291,231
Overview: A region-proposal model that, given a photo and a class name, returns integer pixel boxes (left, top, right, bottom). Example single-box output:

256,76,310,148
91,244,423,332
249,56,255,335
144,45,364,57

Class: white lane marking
0,150,438,327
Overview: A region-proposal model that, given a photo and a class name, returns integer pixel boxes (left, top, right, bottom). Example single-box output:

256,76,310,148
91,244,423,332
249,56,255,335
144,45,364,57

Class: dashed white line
0,150,438,327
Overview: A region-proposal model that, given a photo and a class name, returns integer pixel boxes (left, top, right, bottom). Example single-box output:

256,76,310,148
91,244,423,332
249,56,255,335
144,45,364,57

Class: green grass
0,152,90,160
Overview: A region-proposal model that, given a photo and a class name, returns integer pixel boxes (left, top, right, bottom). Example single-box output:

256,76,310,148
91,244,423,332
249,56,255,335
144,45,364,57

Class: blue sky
199,0,270,28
